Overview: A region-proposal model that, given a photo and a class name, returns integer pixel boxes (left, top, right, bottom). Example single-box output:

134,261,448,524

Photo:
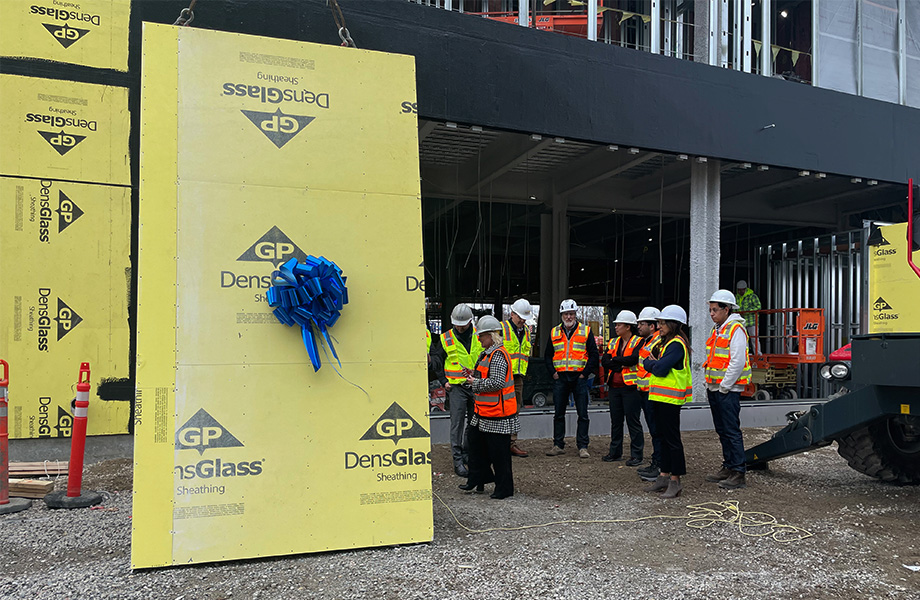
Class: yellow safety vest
501,320,532,376
426,329,432,352
648,337,693,405
703,321,752,386
441,329,483,384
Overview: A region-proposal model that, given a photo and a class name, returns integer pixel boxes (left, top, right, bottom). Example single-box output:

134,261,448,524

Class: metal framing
756,228,868,398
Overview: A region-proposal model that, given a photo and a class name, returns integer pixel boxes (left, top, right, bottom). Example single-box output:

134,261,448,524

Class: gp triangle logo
360,402,430,445
175,409,245,455
237,226,309,263
42,23,91,48
38,130,86,156
877,233,891,246
55,298,82,340
57,191,83,233
874,297,893,311
241,108,315,149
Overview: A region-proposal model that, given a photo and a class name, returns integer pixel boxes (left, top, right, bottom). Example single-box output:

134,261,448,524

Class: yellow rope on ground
432,493,813,543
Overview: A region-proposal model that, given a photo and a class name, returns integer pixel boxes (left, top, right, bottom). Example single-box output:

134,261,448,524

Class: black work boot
705,467,733,483
718,470,747,489
453,459,469,478
637,461,660,481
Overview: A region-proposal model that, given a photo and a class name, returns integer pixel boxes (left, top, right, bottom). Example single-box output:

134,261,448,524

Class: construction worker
432,303,483,477
634,307,663,482
641,305,692,499
502,298,533,457
601,310,643,465
736,280,762,354
703,289,753,490
544,299,599,458
459,315,518,499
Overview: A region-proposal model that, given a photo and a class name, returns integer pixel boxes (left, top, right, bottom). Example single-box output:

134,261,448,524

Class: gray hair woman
459,315,520,499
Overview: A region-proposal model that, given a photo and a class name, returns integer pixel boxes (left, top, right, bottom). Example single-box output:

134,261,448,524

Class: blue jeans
552,376,590,449
707,389,746,472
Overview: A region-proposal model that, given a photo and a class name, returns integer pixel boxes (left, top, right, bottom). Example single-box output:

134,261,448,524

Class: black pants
467,425,514,497
608,386,644,460
651,401,686,476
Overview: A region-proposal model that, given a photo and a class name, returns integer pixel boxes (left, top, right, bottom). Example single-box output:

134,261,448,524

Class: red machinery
741,308,825,401
472,2,606,39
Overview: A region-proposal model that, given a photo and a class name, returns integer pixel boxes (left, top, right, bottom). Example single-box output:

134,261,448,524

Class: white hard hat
450,303,473,326
658,304,688,325
613,310,638,325
511,298,533,320
709,289,739,309
476,315,502,333
736,280,748,289
559,299,578,313
637,306,660,322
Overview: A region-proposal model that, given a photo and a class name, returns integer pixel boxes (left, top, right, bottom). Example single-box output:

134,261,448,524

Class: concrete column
538,212,553,351
689,159,721,403
694,0,712,65
551,195,569,316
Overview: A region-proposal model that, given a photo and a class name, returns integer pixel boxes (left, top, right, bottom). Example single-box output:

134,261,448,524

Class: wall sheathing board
868,223,920,333
0,74,131,438
0,0,130,71
134,23,429,569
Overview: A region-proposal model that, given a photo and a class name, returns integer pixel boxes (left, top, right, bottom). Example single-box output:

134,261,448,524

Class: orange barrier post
44,363,102,509
0,360,33,515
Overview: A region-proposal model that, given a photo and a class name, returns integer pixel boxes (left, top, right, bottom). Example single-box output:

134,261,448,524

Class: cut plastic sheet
0,177,131,438
135,23,428,569
0,75,130,185
0,0,130,71
868,223,920,334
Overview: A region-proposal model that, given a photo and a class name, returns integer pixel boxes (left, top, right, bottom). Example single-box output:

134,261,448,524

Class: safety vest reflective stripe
703,321,752,385
635,332,661,392
551,324,590,372
474,346,518,418
501,320,532,376
648,337,693,405
426,329,432,352
441,329,484,384
607,335,641,386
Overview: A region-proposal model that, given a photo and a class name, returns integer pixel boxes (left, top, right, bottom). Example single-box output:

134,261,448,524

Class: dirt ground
3,427,919,599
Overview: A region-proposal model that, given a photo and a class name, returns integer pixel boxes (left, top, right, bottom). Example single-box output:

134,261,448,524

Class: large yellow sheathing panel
0,0,130,71
868,223,920,334
0,177,131,437
134,23,428,569
0,74,129,185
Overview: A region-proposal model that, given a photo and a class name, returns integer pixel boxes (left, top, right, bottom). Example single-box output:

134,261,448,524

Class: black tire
836,417,920,485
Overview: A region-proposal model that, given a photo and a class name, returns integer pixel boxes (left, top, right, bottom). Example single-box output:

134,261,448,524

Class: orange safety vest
703,320,752,385
473,346,518,418
551,323,590,372
606,334,641,386
634,331,661,392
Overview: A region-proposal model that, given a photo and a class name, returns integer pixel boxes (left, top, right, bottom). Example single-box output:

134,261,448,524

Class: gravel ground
1,427,918,600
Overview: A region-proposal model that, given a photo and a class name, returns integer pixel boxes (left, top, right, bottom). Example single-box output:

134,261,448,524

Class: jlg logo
802,323,819,331
241,108,315,149
37,130,86,156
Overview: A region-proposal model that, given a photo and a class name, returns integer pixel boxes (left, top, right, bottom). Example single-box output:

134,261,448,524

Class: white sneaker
578,448,590,459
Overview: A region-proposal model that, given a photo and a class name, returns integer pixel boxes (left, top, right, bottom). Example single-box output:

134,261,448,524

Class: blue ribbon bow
266,256,348,372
